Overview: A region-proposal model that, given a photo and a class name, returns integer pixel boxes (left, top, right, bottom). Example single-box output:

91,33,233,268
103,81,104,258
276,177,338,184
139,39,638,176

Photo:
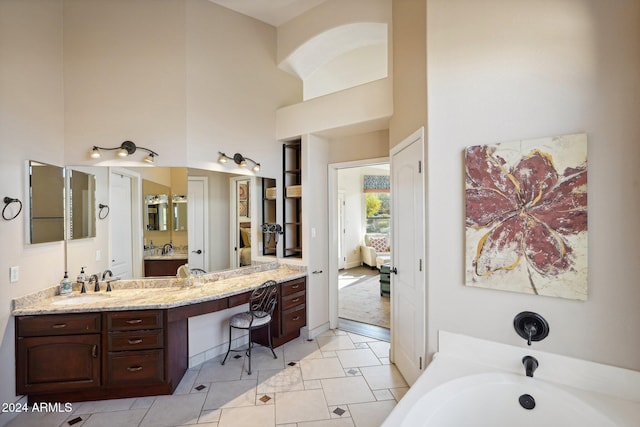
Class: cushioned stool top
230,311,271,328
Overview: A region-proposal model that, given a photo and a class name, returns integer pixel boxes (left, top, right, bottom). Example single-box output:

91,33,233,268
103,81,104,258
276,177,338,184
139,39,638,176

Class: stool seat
230,311,271,328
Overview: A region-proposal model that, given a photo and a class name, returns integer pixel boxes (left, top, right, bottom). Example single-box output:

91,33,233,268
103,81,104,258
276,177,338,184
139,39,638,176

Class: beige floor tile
283,338,323,362
257,367,304,394
196,355,245,383
300,357,346,380
218,405,274,427
346,332,379,343
298,418,356,427
198,409,221,423
373,389,394,401
203,378,257,410
390,387,409,401
82,408,148,427
321,376,376,406
335,348,381,368
275,389,330,424
348,400,396,427
139,393,206,427
366,341,390,359
72,398,136,414
360,365,408,390
174,367,202,394
131,396,157,409
317,335,356,351
5,411,72,427
241,346,284,374
304,379,322,389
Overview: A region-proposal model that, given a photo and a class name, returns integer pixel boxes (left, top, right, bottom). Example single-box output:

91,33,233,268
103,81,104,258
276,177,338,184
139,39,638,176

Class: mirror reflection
64,166,276,280
145,193,169,232
67,169,96,240
29,161,65,244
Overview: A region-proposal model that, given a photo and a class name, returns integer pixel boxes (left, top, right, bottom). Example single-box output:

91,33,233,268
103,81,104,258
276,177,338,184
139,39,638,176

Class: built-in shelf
262,178,277,256
283,140,302,258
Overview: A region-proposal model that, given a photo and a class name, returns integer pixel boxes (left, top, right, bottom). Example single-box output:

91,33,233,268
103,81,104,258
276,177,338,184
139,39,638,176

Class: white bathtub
382,332,640,427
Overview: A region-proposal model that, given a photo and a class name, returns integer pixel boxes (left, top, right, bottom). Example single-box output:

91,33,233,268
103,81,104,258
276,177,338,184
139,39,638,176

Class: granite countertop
12,263,306,316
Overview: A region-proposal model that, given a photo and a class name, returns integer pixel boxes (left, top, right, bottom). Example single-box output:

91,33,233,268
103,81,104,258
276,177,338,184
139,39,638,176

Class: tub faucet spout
522,355,538,377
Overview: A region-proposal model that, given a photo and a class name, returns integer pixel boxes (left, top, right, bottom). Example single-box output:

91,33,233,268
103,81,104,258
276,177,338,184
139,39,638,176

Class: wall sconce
218,152,261,172
90,141,158,163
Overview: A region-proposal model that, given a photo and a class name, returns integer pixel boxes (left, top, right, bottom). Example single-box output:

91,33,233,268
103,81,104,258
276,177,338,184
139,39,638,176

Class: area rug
339,275,390,329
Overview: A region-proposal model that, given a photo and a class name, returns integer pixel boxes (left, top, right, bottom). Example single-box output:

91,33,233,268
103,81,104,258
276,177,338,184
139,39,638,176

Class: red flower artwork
465,142,587,295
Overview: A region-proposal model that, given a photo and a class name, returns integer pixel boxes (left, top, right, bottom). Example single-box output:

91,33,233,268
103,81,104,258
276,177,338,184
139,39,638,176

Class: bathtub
382,332,640,427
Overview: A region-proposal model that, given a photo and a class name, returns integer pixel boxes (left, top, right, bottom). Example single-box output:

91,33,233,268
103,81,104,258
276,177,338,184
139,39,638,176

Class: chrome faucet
522,355,539,377
89,274,100,292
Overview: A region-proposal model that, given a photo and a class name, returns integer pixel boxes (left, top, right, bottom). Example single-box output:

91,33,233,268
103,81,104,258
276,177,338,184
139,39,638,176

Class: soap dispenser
77,267,87,293
60,271,72,295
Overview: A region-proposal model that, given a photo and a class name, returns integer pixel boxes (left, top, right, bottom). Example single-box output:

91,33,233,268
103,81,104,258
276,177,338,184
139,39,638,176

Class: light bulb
90,147,101,159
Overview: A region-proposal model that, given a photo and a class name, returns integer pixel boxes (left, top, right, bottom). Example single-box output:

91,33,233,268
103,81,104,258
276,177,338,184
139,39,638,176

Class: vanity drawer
106,310,163,331
17,313,101,337
108,330,164,351
281,291,305,311
281,278,305,296
106,350,164,386
281,306,306,335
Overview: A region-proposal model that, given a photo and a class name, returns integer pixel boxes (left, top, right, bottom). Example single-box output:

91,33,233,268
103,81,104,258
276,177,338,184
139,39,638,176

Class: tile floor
7,330,408,427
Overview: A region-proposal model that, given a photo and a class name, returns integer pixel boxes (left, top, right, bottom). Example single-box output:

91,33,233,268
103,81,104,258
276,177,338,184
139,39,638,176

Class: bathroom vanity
13,265,306,403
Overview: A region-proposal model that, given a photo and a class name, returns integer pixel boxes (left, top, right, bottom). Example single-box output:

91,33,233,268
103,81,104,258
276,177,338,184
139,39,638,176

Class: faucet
89,274,100,292
522,355,539,377
162,242,173,255
102,269,117,292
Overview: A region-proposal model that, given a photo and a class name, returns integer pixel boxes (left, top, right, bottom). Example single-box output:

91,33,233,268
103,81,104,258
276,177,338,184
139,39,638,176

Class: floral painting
464,133,588,300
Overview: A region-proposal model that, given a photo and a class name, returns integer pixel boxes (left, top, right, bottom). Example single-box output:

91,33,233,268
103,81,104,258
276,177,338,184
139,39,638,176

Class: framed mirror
67,168,96,240
172,195,187,231
29,160,65,244
145,193,169,232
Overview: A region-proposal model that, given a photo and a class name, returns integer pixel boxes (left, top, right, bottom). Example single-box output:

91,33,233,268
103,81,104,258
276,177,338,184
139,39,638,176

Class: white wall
0,0,65,421
426,0,640,370
337,168,366,267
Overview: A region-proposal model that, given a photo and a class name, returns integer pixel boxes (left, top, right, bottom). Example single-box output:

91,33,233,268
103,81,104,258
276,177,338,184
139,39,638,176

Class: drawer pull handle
52,323,67,329
127,366,143,372
292,298,300,303
292,316,300,321
125,319,143,325
128,338,143,345
92,345,98,358
291,285,299,289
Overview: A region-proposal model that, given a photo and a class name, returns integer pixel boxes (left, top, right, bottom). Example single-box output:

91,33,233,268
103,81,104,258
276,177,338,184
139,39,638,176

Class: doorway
329,158,391,341
109,168,142,279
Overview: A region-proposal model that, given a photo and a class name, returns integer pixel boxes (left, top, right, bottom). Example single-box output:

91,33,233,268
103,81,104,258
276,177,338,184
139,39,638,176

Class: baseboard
188,334,249,368
301,322,330,340
345,261,362,270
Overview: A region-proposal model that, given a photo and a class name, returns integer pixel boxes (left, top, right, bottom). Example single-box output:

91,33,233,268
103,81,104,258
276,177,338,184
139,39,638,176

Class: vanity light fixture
217,152,261,172
89,141,159,163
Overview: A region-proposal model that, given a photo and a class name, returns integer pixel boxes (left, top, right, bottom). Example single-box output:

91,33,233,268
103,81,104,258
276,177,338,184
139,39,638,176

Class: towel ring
98,203,110,220
2,197,22,221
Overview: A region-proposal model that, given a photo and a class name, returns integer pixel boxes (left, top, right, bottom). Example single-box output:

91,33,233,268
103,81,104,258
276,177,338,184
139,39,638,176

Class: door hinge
419,259,423,271
419,356,423,370
418,160,422,173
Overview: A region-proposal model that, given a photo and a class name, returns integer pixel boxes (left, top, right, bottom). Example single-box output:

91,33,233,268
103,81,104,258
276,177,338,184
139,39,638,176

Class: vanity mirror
67,168,96,240
28,161,65,244
64,166,277,279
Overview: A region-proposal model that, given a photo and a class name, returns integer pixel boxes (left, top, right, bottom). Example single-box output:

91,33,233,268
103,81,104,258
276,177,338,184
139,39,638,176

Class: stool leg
221,324,232,365
247,327,253,375
268,323,277,359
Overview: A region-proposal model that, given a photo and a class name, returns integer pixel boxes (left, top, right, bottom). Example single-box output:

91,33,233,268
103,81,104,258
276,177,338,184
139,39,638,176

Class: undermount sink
51,294,111,305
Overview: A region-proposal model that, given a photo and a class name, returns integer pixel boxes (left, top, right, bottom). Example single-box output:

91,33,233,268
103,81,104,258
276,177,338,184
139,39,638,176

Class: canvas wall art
464,133,588,300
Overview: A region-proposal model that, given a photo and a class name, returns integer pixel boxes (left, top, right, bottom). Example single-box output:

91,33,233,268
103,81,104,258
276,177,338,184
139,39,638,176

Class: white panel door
391,129,425,385
188,177,207,271
110,172,133,279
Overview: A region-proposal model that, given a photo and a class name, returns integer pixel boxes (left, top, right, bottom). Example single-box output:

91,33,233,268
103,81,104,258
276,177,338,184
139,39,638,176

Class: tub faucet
522,355,539,377
89,274,100,292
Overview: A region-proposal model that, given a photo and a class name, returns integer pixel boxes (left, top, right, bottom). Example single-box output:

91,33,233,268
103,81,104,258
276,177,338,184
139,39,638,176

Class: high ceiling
208,0,327,27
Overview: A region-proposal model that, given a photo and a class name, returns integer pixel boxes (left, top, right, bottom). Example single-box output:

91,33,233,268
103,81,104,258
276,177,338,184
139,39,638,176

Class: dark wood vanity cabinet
16,313,101,395
255,276,307,347
105,310,165,386
144,258,187,277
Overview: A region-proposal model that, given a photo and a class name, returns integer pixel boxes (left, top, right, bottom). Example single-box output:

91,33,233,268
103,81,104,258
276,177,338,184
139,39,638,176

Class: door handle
192,249,202,254
391,267,398,275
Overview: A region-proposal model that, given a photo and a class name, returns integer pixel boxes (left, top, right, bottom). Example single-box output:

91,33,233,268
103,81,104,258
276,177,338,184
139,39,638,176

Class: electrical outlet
10,266,19,283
